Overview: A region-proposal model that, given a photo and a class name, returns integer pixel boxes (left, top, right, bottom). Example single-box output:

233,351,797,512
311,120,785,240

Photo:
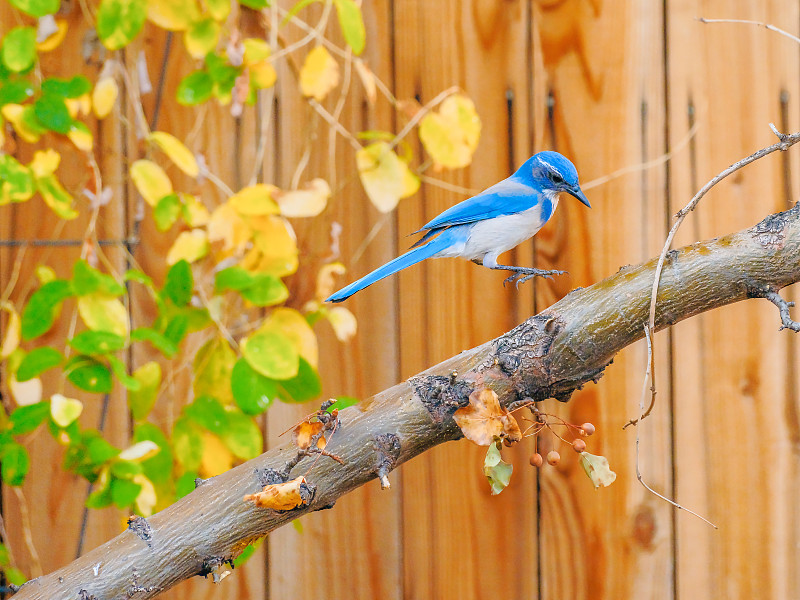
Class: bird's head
522,151,591,208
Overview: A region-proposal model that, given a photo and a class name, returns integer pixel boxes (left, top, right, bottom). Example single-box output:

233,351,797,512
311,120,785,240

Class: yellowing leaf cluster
419,94,481,170
356,142,419,213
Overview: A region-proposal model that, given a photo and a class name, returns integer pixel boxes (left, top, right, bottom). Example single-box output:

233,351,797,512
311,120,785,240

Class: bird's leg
491,264,567,288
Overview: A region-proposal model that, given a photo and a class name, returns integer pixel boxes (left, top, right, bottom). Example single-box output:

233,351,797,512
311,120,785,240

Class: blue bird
325,151,590,303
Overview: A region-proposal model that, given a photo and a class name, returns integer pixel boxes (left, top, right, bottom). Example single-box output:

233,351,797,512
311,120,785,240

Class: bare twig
12,488,42,577
698,17,800,45
633,325,718,528
761,288,800,332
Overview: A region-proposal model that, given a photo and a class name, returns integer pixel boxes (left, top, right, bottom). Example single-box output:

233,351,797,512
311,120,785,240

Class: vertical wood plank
264,1,403,598
0,1,129,581
666,2,800,598
393,1,537,599
531,1,673,598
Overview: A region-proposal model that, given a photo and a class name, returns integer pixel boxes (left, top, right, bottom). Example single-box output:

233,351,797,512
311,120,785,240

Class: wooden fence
2,0,799,598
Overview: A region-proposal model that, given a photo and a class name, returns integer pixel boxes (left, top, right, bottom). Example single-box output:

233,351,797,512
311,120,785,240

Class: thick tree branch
13,203,800,600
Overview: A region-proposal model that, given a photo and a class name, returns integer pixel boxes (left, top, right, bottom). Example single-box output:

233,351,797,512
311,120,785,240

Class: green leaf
1,442,30,486
130,327,178,358
110,477,142,508
154,193,182,231
4,565,27,586
175,471,198,498
33,92,72,134
72,259,126,296
172,417,203,471
282,0,317,24
21,279,74,340
96,0,147,50
484,441,513,495
241,274,289,306
1,27,37,73
15,346,63,381
124,269,154,287
231,357,276,415
176,71,214,105
128,361,161,421
108,355,141,391
0,154,35,204
86,481,113,508
9,402,49,435
134,423,173,484
239,0,269,8
193,337,235,405
110,460,143,479
332,0,365,55
68,330,126,355
64,355,113,393
184,395,228,433
0,79,34,106
331,395,358,411
163,313,189,346
41,76,92,99
232,538,263,567
86,434,120,464
8,0,60,17
275,358,321,403
241,329,299,380
163,259,193,306
220,409,262,460
214,266,254,293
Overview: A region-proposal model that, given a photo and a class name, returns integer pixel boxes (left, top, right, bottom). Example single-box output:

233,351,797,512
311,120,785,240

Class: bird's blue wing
414,178,541,233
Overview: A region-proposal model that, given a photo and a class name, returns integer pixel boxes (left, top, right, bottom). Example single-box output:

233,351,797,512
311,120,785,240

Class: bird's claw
502,269,566,288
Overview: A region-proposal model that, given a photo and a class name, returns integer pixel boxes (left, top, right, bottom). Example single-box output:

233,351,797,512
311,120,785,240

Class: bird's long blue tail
325,235,447,302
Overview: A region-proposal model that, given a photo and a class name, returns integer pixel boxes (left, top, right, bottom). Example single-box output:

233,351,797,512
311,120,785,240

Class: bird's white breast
459,192,559,261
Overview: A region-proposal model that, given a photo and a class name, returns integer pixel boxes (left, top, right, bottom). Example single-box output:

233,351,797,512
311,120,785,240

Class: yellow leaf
119,440,160,461
35,265,56,284
263,307,318,369
146,0,199,31
77,293,130,336
579,452,617,489
93,77,119,119
131,159,173,206
133,474,157,516
200,431,233,477
193,337,235,405
244,216,298,277
167,229,209,265
207,201,250,253
229,184,280,216
148,132,199,177
181,193,210,226
453,388,521,446
315,262,345,301
484,441,513,495
243,38,270,65
36,19,68,52
299,46,339,102
29,149,60,177
273,178,330,218
0,302,21,360
10,375,42,406
65,94,91,118
50,393,83,427
67,124,93,152
356,142,420,213
244,476,308,510
326,306,357,342
250,61,277,90
184,17,219,59
419,94,482,169
2,104,41,143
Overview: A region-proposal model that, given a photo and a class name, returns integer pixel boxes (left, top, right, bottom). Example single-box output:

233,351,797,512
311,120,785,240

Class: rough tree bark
12,203,800,600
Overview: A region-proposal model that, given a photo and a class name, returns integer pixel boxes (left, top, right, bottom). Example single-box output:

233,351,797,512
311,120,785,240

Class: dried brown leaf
244,476,307,510
453,388,521,446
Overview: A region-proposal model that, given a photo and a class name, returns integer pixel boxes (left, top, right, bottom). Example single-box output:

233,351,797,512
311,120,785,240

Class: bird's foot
502,268,567,288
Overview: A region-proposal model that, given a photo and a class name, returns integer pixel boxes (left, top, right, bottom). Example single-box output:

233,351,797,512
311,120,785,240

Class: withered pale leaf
244,476,308,510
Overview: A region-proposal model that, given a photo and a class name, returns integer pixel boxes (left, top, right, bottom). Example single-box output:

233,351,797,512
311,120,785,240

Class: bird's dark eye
550,172,565,185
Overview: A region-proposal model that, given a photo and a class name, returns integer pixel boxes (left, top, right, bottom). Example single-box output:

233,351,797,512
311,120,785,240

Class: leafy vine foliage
0,0,481,585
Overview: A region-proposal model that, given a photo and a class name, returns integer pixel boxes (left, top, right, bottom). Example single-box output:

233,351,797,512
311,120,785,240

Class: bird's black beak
568,187,591,208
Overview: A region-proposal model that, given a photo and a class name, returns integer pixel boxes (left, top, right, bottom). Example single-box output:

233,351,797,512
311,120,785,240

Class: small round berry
546,450,561,466
581,422,596,436
572,438,587,453
530,453,544,467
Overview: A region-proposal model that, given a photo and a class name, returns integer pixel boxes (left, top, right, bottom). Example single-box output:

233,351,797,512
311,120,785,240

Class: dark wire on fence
0,239,138,247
